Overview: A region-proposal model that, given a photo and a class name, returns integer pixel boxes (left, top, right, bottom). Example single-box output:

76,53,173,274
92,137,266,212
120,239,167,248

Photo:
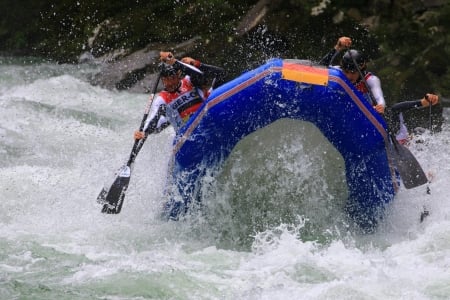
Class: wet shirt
143,76,206,133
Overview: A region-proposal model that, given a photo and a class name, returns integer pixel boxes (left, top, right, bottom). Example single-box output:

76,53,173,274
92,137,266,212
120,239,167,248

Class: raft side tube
163,58,396,230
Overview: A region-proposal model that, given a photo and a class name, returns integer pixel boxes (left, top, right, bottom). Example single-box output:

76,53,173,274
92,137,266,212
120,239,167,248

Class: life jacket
355,72,372,94
159,78,204,122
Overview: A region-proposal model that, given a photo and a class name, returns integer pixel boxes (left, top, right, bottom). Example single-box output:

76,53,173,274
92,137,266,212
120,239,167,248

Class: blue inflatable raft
162,58,399,230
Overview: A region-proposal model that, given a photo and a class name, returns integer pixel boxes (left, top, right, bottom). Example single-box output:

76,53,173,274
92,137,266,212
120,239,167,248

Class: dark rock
235,0,280,36
88,37,201,93
89,47,159,91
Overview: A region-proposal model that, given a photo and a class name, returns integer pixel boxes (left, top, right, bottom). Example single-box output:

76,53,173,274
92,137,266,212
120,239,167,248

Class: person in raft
319,36,386,114
134,51,225,138
319,37,440,143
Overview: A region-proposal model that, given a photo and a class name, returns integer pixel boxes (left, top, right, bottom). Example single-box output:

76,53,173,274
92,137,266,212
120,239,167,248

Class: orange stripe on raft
282,62,329,86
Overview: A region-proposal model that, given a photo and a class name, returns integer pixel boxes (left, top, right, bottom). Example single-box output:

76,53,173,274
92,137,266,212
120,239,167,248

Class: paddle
347,50,428,189
97,74,161,214
420,94,433,221
387,134,428,188
427,94,433,133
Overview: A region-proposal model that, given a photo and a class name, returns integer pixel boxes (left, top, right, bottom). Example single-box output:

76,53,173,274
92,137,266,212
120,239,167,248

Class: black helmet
158,62,178,77
341,49,366,71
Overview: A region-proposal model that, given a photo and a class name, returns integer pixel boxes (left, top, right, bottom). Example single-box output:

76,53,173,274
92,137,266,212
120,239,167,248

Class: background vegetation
0,0,448,103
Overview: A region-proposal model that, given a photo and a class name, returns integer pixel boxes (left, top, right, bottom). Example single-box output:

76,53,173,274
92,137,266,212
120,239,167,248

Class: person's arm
391,100,422,113
198,62,226,86
134,95,168,140
160,51,225,89
366,75,386,113
318,48,338,66
384,94,439,135
159,51,203,77
318,36,352,66
181,57,226,88
391,94,439,113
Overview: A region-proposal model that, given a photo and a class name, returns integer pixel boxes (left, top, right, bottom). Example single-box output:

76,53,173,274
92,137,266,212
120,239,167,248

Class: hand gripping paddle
97,74,160,214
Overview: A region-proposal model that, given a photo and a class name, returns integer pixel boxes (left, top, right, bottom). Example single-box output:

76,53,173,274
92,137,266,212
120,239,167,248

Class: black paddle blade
389,137,428,189
98,166,131,214
96,187,109,204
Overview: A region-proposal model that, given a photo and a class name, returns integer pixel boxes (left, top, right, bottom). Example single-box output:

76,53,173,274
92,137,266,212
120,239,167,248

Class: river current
1,57,449,299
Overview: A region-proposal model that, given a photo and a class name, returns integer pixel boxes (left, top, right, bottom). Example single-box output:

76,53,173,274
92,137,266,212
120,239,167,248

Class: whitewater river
1,57,449,299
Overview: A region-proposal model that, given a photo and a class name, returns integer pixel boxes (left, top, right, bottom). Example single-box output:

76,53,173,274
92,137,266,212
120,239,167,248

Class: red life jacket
159,78,204,121
355,72,372,94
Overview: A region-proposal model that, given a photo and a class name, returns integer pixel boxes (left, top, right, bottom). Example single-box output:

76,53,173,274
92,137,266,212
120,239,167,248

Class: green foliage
0,0,448,98
0,0,45,53
17,0,257,62
373,1,450,100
